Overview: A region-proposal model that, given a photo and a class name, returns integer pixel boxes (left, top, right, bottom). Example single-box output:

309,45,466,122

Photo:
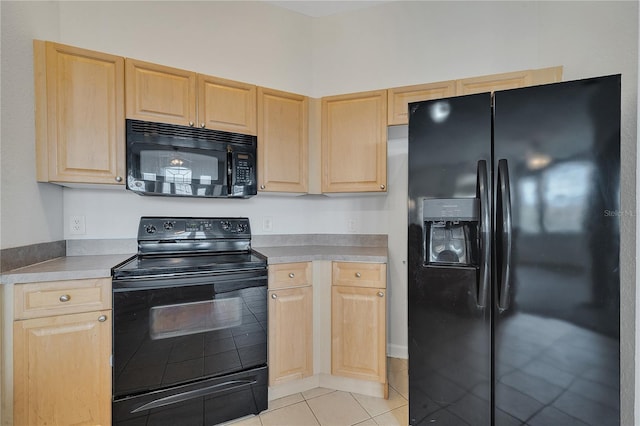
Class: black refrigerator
407,75,620,426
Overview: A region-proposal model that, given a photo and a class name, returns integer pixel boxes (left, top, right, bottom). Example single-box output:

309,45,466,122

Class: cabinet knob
260,185,266,190
98,315,108,322
189,121,195,127
289,273,295,278
59,294,71,302
355,272,361,278
271,294,277,299
378,292,384,297
200,123,206,128
380,184,386,190
115,176,123,182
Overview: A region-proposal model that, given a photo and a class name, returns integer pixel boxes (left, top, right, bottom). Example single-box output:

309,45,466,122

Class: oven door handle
130,379,258,413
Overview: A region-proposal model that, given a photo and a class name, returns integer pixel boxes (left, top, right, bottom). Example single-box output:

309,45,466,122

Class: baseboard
387,344,408,359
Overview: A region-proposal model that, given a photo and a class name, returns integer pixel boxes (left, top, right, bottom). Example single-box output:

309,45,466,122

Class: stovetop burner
113,252,267,278
112,217,266,279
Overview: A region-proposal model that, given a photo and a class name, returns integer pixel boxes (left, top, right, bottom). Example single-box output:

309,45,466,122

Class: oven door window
113,276,267,397
149,298,243,340
127,145,227,196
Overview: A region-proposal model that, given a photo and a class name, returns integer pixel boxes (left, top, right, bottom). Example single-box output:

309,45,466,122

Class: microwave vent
128,119,256,146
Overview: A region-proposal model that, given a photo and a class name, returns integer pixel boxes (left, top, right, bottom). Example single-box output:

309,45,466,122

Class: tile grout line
348,391,377,425
304,399,323,426
256,360,408,426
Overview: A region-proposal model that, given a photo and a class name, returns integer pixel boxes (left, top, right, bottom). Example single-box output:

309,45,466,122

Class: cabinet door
456,66,563,95
198,74,257,134
34,41,125,184
125,58,196,125
387,81,456,126
331,286,386,383
14,310,112,426
268,286,313,385
258,87,308,193
322,90,387,193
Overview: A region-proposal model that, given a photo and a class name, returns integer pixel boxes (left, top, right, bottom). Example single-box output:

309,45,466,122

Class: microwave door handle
227,147,233,195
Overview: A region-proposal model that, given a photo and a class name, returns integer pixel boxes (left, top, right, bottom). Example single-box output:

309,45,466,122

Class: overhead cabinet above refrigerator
408,75,621,426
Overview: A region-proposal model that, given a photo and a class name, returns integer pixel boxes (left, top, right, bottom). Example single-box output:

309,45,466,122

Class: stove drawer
268,262,312,290
14,278,112,320
113,365,268,426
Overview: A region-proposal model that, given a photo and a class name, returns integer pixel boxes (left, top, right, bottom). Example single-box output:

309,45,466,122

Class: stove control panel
138,217,252,240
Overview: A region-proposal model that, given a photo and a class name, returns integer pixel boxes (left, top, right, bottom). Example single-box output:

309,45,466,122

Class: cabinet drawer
332,262,386,289
14,278,112,320
268,262,312,290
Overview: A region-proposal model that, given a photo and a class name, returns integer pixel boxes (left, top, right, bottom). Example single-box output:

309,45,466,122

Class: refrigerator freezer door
408,93,492,425
493,76,620,426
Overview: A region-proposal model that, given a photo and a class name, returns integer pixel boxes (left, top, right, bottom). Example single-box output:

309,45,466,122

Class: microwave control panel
235,157,254,184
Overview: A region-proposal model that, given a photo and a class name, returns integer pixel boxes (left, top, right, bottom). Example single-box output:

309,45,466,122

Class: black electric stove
113,217,267,279
111,217,268,426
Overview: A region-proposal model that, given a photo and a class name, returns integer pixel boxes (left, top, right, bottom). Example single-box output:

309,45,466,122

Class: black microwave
126,119,257,198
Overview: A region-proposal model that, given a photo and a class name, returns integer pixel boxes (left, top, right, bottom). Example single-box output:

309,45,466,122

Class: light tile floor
224,357,409,426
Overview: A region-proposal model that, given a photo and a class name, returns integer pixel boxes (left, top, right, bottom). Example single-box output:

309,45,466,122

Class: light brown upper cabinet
257,87,309,193
34,40,125,185
387,67,563,126
125,58,257,134
198,74,257,135
456,66,563,95
321,90,387,193
387,80,456,126
125,59,196,126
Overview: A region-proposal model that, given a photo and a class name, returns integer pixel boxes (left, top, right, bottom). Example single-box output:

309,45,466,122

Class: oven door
112,269,267,398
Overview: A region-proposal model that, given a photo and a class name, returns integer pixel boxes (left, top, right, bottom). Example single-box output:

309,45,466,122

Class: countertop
0,254,134,285
0,245,387,285
255,245,387,264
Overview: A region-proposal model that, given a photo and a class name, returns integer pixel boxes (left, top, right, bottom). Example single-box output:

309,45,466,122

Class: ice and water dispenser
423,198,479,266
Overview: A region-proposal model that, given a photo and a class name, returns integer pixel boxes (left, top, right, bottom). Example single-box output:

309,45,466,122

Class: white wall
1,1,637,422
1,2,64,249
57,1,313,95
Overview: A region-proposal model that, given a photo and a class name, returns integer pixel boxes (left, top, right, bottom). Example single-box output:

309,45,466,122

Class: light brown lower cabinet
268,262,313,386
268,286,313,385
331,262,387,383
13,278,112,426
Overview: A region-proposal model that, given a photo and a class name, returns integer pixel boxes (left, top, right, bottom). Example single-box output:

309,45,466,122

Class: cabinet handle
289,273,295,278
115,176,123,182
200,123,206,128
355,272,361,278
380,184,386,190
260,185,266,190
98,315,107,322
271,294,277,299
59,294,71,302
189,121,195,127
378,292,384,297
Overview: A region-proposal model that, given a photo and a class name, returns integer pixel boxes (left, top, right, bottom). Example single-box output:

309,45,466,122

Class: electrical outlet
347,219,357,233
70,215,86,235
262,216,273,232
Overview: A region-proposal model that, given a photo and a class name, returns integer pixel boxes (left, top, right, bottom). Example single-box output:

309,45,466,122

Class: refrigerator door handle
497,159,513,311
476,160,490,308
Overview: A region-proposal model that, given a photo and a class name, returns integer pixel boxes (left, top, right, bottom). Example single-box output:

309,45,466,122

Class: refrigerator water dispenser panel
423,198,479,266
